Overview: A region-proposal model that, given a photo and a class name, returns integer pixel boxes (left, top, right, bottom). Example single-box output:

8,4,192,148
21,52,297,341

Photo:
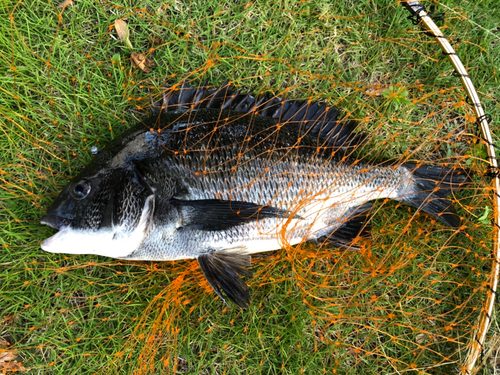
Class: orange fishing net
1,1,498,374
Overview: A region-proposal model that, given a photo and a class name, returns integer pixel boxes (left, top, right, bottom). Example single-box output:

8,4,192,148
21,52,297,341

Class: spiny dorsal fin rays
151,80,364,150
205,80,232,109
221,88,244,110
177,81,196,111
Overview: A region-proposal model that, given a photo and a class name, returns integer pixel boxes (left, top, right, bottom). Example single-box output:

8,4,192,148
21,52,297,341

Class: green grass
1,0,500,374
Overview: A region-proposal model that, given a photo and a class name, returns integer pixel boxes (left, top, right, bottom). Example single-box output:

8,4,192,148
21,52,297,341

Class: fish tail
401,163,471,228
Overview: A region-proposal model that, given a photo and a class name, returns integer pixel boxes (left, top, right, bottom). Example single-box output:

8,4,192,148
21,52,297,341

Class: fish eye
72,180,91,199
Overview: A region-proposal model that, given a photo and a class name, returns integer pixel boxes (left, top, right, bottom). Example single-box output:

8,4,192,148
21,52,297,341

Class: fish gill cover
0,0,499,374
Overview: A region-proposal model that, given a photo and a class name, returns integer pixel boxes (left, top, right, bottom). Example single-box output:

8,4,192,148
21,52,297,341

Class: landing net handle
401,1,499,374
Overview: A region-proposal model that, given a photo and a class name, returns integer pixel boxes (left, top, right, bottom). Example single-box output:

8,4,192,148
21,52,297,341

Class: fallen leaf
1,316,14,325
415,333,428,344
148,36,163,45
0,351,16,363
131,52,157,73
0,346,26,373
0,360,26,373
57,0,74,10
115,19,133,49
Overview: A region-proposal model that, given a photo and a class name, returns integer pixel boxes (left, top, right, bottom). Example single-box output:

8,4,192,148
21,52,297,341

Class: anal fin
319,203,373,250
197,249,253,308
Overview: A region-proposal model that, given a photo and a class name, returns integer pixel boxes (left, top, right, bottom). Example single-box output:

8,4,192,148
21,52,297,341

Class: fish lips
40,214,71,230
40,227,70,253
40,214,72,252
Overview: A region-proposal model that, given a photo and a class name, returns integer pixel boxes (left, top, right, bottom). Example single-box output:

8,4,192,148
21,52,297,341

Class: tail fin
401,164,471,228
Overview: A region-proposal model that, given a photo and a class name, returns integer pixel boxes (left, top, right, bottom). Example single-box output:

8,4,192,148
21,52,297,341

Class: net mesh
1,0,499,374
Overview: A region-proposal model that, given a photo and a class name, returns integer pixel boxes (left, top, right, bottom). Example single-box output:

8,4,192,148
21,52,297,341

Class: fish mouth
40,226,71,252
40,214,71,230
40,214,72,252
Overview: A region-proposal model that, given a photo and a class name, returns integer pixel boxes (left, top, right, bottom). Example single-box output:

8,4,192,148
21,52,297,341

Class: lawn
1,0,499,374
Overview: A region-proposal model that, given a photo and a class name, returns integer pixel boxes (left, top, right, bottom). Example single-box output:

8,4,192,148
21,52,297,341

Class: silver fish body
127,119,411,261
40,85,469,307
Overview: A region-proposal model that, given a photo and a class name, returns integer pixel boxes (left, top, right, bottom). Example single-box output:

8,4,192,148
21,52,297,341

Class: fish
40,81,470,308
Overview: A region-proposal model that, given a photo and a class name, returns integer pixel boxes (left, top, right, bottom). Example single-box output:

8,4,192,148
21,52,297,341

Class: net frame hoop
401,2,499,374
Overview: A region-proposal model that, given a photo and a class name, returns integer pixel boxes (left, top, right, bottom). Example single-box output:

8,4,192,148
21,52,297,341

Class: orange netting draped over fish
1,0,499,374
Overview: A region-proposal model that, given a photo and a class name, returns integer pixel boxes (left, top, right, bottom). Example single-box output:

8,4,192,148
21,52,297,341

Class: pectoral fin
171,199,292,231
197,250,253,308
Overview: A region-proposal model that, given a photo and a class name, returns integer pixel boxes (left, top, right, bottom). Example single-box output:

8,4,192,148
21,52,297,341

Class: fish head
40,164,155,259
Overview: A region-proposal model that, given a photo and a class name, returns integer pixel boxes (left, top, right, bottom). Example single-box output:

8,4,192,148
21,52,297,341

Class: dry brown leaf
148,36,163,45
415,333,428,345
115,19,133,49
131,52,157,73
1,316,14,325
0,360,26,373
57,0,74,10
0,351,15,362
0,347,26,373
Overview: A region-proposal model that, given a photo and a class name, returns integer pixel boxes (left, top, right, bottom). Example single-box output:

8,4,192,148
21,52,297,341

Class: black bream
40,81,469,308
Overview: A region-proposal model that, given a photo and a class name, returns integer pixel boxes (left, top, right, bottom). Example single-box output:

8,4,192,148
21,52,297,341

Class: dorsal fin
152,80,364,149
